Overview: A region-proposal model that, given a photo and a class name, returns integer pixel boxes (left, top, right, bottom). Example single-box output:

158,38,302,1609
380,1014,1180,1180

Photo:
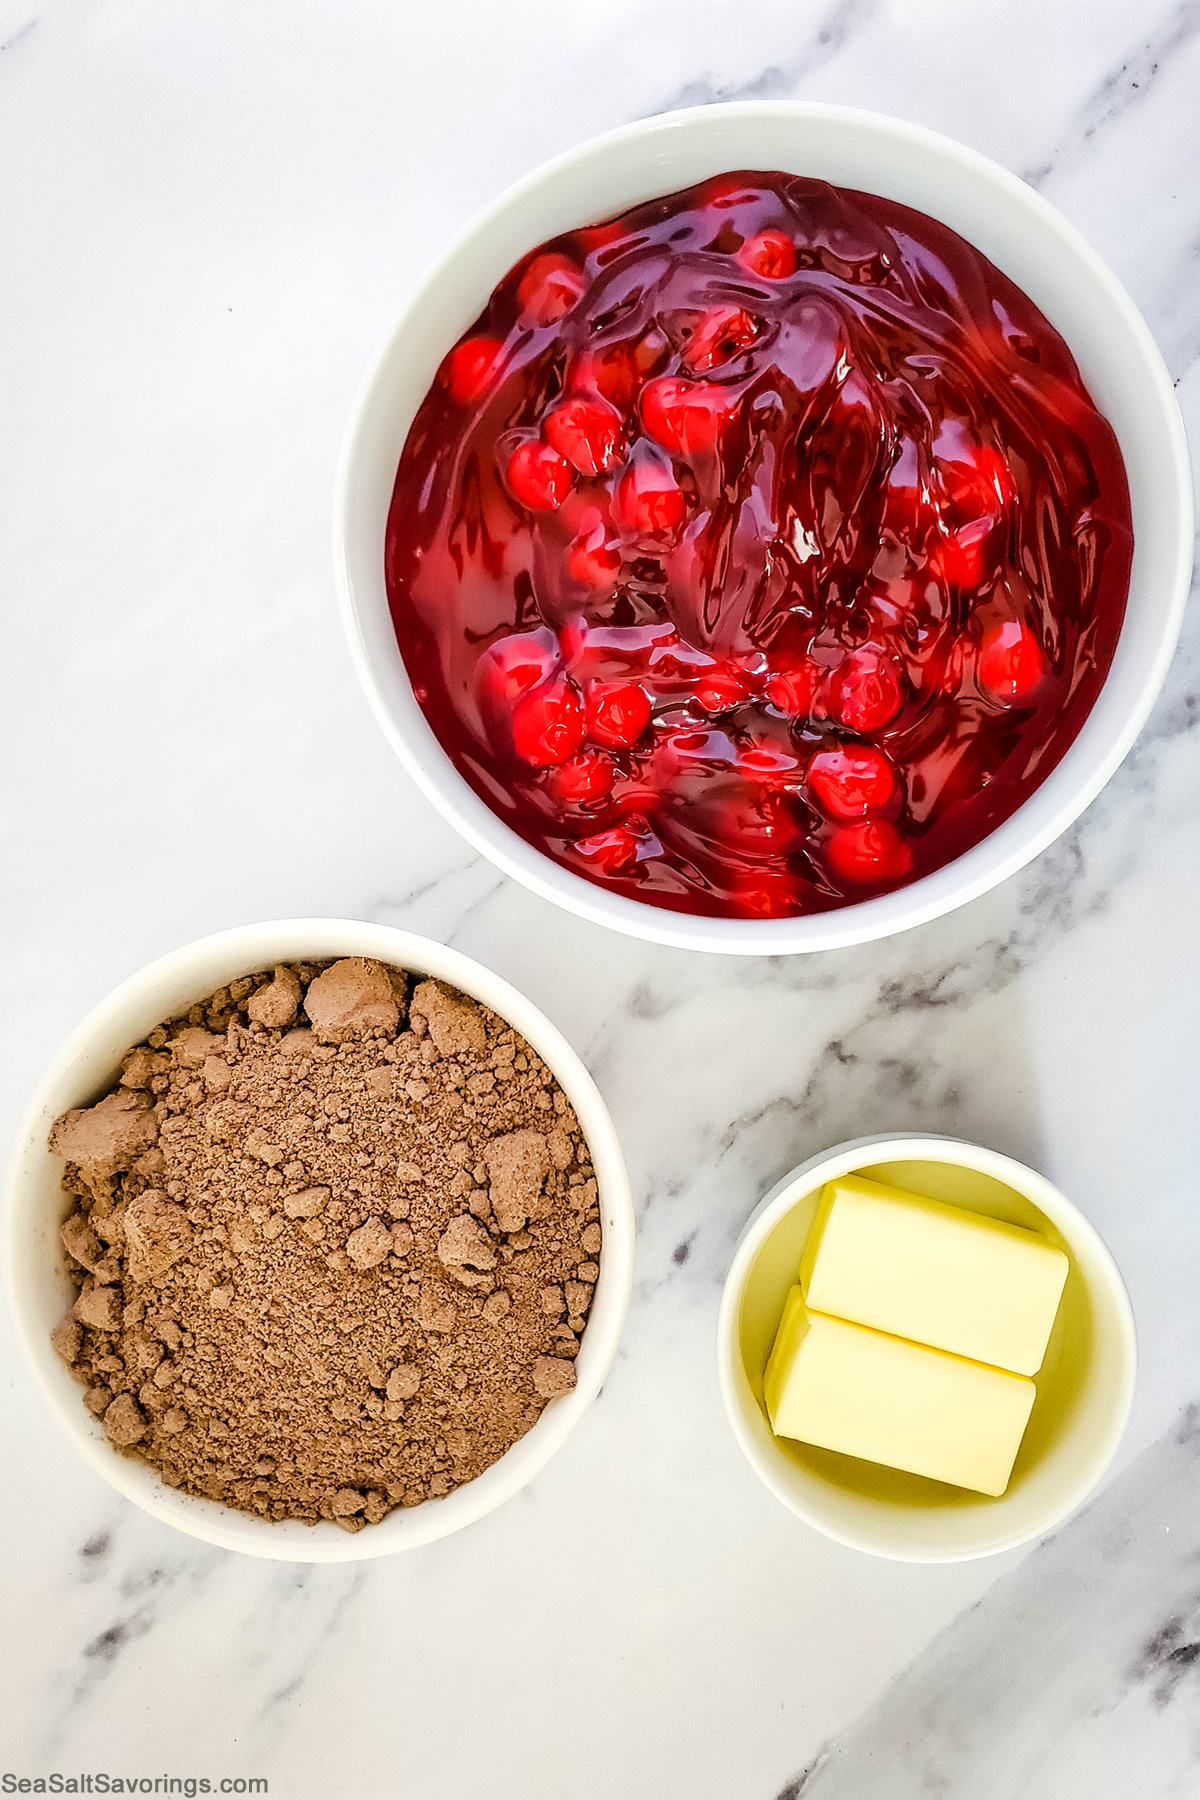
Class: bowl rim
1,918,635,1561
334,98,1194,956
715,1131,1137,1562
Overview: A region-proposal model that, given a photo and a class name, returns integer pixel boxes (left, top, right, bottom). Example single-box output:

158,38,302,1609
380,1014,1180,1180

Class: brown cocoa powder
47,958,600,1531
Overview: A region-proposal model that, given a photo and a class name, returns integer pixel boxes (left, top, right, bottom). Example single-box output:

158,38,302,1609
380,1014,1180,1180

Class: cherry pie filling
385,172,1133,919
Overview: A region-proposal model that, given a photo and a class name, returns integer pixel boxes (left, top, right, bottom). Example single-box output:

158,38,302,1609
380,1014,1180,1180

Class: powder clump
304,957,401,1044
485,1129,552,1233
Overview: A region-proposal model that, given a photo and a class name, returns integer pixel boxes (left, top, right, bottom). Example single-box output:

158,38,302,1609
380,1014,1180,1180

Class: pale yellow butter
801,1174,1069,1376
764,1287,1036,1496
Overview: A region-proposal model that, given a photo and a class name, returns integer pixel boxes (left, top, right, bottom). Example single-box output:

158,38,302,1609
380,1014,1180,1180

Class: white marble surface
2,1,1199,1794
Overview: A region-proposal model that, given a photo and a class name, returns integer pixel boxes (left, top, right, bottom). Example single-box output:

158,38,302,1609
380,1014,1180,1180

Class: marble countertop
2,1,1199,1794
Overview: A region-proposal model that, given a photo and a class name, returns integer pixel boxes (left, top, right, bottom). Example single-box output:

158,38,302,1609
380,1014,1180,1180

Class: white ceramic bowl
335,100,1193,955
717,1134,1135,1561
2,920,634,1561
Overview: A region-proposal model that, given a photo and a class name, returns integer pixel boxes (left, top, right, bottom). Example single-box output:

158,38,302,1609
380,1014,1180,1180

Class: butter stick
764,1287,1036,1496
801,1174,1069,1376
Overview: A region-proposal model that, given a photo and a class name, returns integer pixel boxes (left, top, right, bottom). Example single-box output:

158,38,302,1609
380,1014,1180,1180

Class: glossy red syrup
385,173,1133,919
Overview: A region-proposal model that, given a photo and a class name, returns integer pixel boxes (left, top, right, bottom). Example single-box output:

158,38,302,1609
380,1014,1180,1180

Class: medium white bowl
335,101,1193,955
2,920,634,1561
717,1134,1135,1561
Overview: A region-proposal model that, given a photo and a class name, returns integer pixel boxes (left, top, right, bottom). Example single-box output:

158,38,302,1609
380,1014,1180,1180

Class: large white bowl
717,1134,1136,1561
2,920,634,1561
335,101,1193,954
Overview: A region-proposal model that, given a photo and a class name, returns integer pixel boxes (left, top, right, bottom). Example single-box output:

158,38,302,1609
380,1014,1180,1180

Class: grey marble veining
782,1406,1200,1799
1,1,1198,1795
1020,0,1200,187
645,0,885,114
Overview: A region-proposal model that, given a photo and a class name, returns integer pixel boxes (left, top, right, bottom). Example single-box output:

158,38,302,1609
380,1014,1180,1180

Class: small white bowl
2,920,634,1561
335,100,1193,956
717,1133,1135,1561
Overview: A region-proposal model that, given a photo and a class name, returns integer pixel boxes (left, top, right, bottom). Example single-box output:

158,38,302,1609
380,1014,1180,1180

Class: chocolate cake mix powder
47,958,602,1530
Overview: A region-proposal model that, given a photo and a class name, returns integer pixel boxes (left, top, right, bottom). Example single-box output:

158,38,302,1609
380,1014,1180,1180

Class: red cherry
940,444,1015,527
830,648,904,733
826,819,913,885
693,662,751,714
442,335,503,404
572,343,629,408
586,680,652,749
765,662,821,718
572,344,636,410
978,621,1048,702
511,677,585,767
575,822,642,876
507,440,574,512
552,751,615,806
683,306,759,373
640,377,740,456
543,397,625,477
480,633,558,704
572,333,667,411
517,253,584,325
614,449,687,539
567,520,621,588
927,442,1013,588
928,521,992,590
737,230,797,279
808,745,899,821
